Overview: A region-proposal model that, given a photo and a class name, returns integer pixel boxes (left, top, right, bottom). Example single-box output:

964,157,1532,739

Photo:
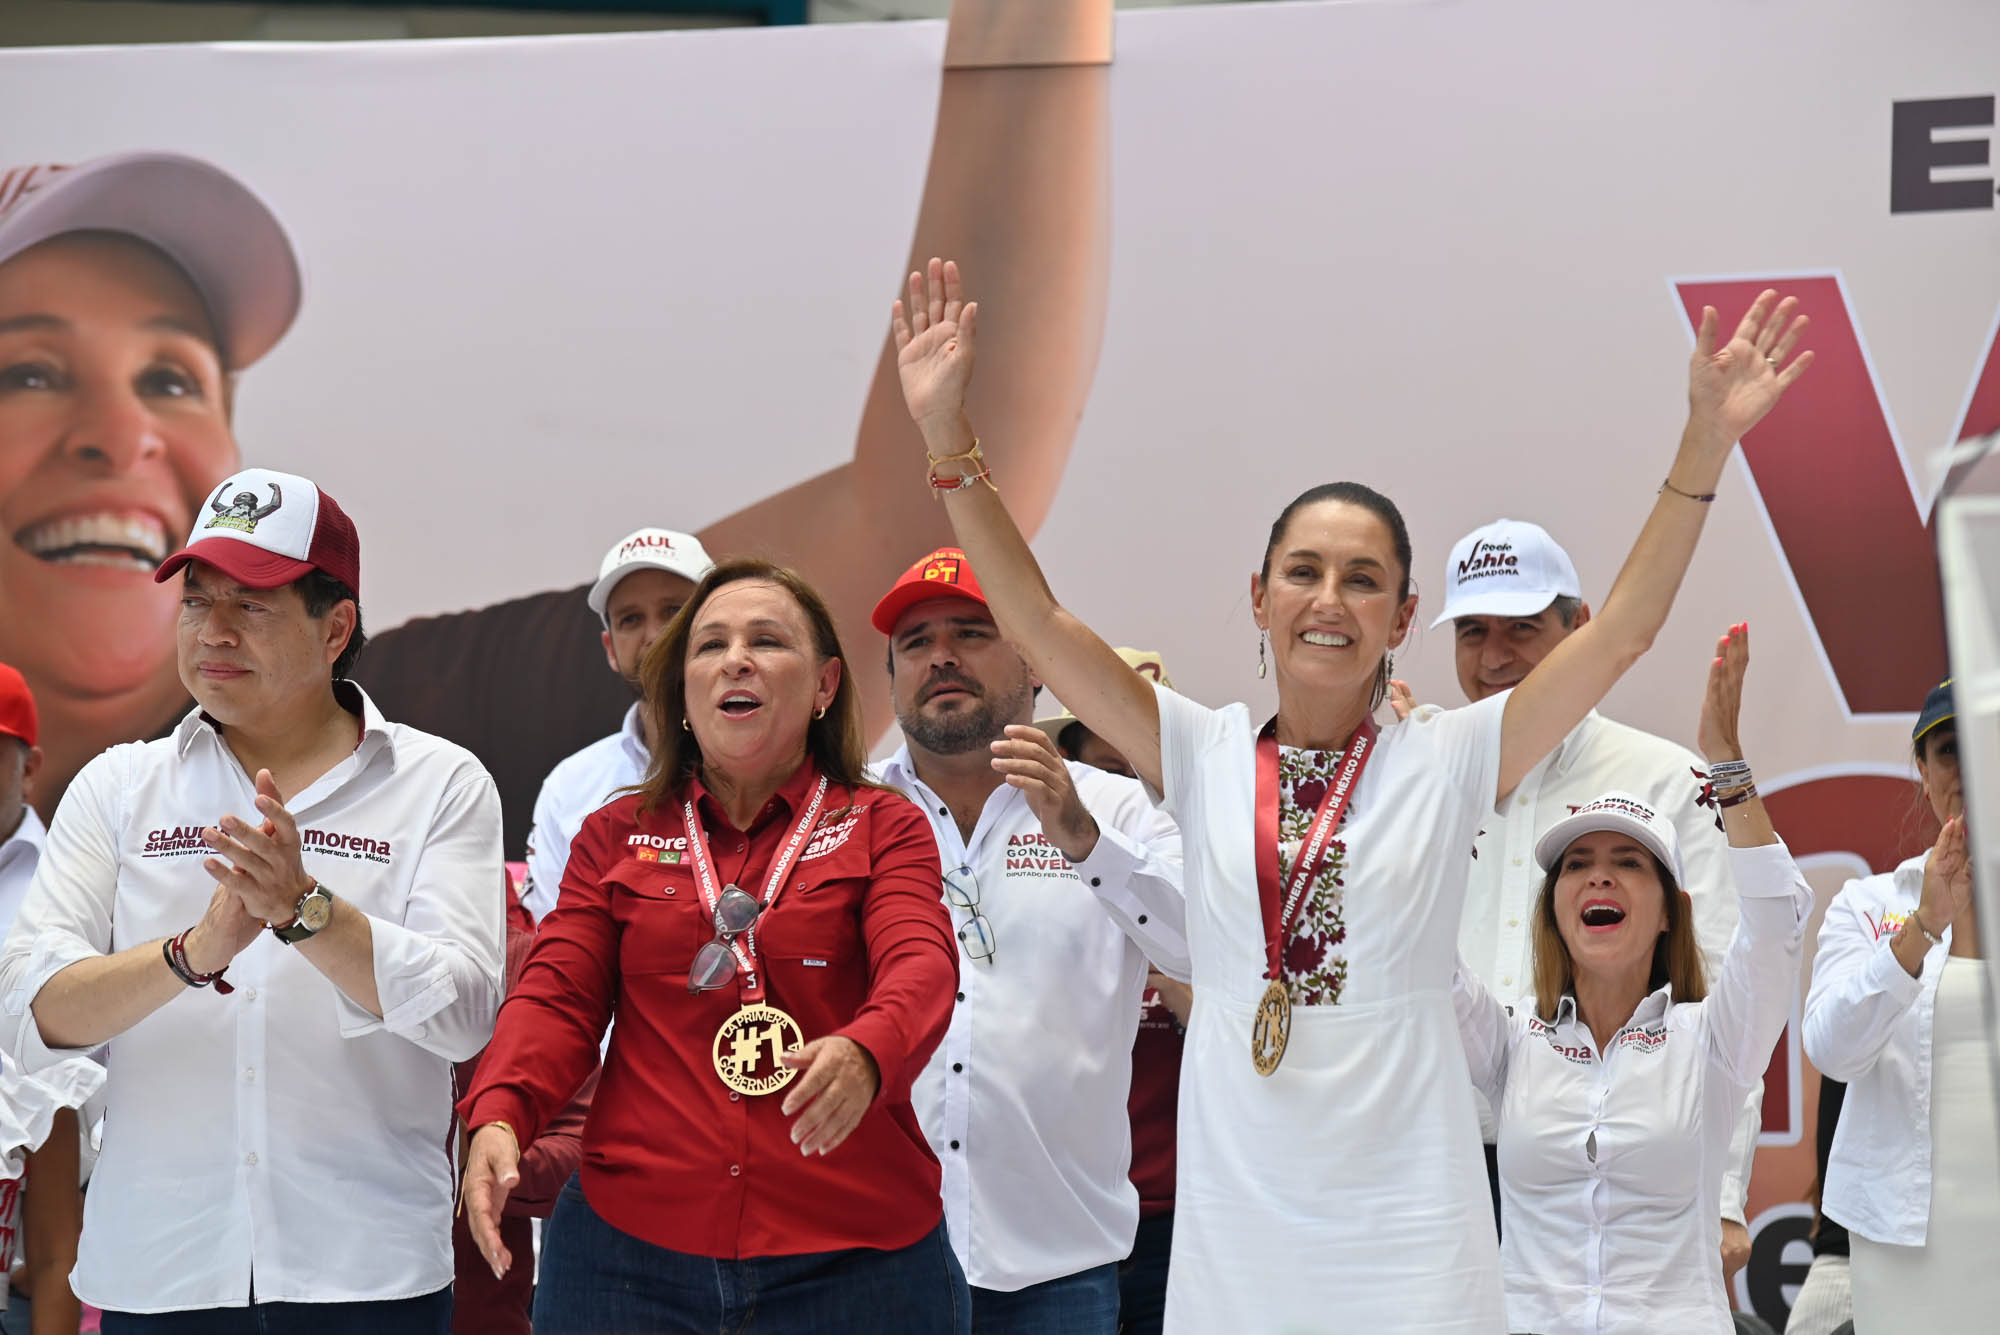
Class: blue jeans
99,1287,451,1334
533,1176,969,1334
972,1262,1119,1335
1116,1212,1173,1335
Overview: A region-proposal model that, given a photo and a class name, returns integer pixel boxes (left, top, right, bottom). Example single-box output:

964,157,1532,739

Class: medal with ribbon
1251,716,1376,1075
681,773,830,1095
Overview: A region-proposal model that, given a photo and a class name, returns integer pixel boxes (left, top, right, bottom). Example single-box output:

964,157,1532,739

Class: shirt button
949,1140,961,1150
243,988,258,1001
1090,877,1102,887
956,991,965,1002
1502,976,1513,987
729,1164,741,1177
952,1063,963,1073
1136,914,1148,924
938,806,948,818
729,1091,741,1102
245,1152,259,1166
244,1067,255,1083
1506,918,1519,928
1511,858,1523,867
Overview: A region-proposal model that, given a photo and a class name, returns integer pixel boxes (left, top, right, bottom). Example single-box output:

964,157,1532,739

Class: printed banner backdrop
3,0,1995,1323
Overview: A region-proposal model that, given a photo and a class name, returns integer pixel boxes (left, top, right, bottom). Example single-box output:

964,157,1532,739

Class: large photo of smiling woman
0,151,301,823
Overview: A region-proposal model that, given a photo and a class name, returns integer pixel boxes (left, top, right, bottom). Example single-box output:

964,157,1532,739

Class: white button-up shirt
1461,710,1760,1221
0,686,504,1314
0,807,45,943
1453,842,1811,1335
1802,854,1952,1246
521,703,647,922
875,745,1187,1293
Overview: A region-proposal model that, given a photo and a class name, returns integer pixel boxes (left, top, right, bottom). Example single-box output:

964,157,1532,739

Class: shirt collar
619,703,648,767
173,679,394,761
0,803,43,853
687,754,824,835
1554,980,1674,1032
1892,850,1929,898
877,741,919,792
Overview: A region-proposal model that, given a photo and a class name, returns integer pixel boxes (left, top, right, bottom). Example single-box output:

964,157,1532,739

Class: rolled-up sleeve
1070,780,1189,980
833,796,957,1104
334,771,505,1061
0,752,125,1074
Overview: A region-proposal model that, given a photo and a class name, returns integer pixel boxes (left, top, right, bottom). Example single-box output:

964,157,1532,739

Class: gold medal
712,1003,805,1095
1251,978,1291,1076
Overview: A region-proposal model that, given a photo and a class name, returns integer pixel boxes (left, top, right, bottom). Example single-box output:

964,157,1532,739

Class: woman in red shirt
460,559,964,1334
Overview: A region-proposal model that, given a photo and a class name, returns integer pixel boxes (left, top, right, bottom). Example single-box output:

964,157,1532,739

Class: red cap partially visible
0,662,37,748
154,467,360,594
871,547,989,635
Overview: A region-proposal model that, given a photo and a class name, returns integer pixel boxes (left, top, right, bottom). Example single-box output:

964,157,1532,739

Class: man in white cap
1434,517,1761,1277
0,466,503,1331
518,527,714,921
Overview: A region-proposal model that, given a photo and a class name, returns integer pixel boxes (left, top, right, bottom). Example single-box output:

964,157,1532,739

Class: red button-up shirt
462,760,956,1259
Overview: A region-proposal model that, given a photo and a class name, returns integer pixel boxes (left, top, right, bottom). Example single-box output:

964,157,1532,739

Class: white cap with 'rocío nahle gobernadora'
1429,517,1582,627
587,527,715,622
154,468,361,594
1533,790,1686,885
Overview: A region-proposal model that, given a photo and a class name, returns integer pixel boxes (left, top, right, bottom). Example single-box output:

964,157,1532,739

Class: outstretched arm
699,0,1112,740
1498,292,1813,800
895,260,1166,795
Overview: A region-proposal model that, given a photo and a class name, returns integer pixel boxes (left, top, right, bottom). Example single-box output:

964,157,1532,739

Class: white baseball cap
587,527,715,622
1534,790,1685,885
1429,518,1582,628
0,152,302,370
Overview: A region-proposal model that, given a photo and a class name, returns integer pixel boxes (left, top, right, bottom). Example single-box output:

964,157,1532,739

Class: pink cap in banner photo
1429,518,1583,627
0,152,301,369
154,468,360,593
1533,790,1686,885
587,528,716,622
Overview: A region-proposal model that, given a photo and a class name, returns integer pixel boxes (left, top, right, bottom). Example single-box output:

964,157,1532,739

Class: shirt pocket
604,857,709,979
758,841,871,967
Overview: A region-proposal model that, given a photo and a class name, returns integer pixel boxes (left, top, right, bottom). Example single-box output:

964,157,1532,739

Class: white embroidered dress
1151,682,1508,1335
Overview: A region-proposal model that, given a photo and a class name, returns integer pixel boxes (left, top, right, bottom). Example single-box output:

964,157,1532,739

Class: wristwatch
271,880,335,944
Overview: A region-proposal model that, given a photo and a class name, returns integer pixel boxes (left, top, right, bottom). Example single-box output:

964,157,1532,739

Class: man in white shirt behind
869,547,1187,1335
0,467,504,1333
1436,517,1763,1278
518,527,713,921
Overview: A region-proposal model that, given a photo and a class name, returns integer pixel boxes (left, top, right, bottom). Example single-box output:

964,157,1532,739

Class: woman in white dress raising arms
889,259,1812,1334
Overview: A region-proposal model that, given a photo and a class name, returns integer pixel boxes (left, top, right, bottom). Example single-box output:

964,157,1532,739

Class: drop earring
1257,631,1268,680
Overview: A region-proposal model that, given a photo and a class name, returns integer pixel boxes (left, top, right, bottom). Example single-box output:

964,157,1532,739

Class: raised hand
892,257,979,438
1920,814,1974,932
1697,623,1750,763
1687,290,1812,448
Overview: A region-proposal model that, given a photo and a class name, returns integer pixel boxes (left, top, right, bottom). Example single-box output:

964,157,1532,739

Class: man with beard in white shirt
1437,517,1762,1279
869,547,1186,1335
519,528,713,921
0,466,503,1333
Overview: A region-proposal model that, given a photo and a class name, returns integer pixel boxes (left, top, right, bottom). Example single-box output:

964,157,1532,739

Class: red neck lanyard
679,773,830,1003
1253,717,1377,981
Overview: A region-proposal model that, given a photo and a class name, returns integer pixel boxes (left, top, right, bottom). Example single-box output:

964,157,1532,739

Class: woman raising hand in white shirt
1453,624,1813,1335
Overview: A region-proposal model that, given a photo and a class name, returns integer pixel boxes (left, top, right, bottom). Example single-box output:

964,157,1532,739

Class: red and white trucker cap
155,468,360,594
587,528,716,623
1534,790,1685,885
0,151,302,370
1430,518,1583,628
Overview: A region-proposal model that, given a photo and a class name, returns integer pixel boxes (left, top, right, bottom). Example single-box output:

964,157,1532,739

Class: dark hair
1261,482,1413,602
636,558,873,812
1531,848,1706,1023
294,570,365,679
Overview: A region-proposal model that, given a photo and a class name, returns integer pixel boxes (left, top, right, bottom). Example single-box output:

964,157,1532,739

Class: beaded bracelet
927,438,999,497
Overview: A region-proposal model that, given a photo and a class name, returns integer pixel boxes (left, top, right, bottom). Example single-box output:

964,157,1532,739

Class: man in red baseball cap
869,546,1188,1333
0,661,42,944
0,466,504,1331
